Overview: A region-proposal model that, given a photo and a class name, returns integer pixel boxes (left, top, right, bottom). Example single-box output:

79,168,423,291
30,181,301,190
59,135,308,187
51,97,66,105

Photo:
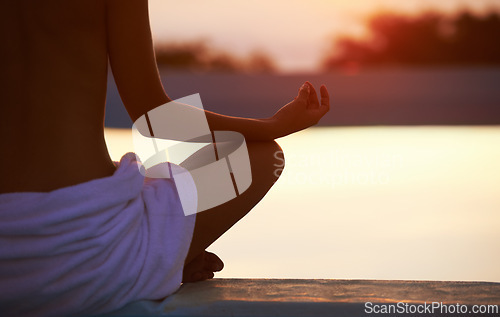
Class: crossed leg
181,140,284,282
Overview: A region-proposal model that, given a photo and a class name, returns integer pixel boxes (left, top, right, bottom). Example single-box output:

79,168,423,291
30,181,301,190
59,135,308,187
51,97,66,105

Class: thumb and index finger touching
297,81,331,114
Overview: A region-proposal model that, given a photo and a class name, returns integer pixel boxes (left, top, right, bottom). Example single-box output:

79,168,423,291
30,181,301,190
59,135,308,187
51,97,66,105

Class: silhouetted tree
155,40,276,73
323,10,500,70
245,51,277,73
155,42,209,70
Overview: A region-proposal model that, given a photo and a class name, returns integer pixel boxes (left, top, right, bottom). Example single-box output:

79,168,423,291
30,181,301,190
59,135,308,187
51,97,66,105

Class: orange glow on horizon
148,0,500,72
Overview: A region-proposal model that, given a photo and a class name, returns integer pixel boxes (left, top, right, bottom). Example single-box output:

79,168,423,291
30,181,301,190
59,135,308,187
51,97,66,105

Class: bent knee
269,141,285,179
247,140,285,180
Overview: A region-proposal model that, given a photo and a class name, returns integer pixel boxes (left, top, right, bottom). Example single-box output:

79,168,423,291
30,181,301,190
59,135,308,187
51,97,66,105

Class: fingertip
303,82,311,92
298,82,310,99
320,85,330,97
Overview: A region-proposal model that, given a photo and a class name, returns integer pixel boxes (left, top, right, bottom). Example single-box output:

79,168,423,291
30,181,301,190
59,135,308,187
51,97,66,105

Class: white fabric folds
0,153,196,317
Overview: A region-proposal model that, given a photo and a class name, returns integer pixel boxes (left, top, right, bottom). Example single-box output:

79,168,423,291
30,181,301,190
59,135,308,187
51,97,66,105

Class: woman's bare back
0,0,115,193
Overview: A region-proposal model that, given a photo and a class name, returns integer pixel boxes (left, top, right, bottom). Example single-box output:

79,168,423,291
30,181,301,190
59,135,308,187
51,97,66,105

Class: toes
185,270,215,283
204,271,215,280
205,252,224,272
194,271,214,281
210,263,222,272
182,271,201,283
182,251,224,283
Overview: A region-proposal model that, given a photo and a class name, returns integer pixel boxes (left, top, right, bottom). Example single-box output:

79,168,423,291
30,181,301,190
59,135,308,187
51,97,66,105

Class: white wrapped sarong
0,153,196,316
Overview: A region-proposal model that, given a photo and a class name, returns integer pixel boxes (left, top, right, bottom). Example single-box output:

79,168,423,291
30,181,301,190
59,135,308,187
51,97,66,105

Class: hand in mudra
270,82,330,139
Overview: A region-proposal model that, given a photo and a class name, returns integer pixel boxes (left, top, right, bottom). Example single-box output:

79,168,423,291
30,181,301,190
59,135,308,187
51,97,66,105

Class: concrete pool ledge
106,279,500,316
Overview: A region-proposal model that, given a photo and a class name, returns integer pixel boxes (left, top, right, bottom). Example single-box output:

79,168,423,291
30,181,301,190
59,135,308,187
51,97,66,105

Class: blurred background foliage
323,10,500,70
152,10,500,73
154,41,276,73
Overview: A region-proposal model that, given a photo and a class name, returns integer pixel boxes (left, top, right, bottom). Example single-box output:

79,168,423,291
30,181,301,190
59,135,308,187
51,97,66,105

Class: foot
182,251,224,283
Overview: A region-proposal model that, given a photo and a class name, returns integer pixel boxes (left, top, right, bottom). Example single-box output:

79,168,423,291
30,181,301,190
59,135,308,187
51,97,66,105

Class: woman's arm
203,82,329,140
106,0,329,141
106,0,169,120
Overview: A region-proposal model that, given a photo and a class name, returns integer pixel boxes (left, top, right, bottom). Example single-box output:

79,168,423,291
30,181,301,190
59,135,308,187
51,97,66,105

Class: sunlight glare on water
105,126,500,282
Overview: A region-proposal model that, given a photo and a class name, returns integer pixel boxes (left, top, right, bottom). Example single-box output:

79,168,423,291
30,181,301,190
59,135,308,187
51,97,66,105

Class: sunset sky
148,0,500,72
